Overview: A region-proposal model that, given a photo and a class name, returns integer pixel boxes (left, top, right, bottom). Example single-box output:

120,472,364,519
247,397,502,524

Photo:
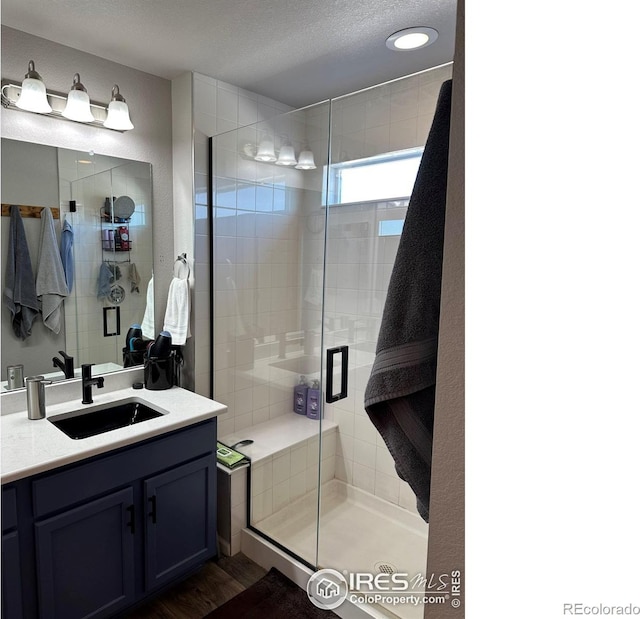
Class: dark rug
203,567,340,618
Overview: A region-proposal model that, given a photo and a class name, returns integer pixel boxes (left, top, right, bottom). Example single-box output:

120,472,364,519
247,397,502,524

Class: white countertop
1,374,227,484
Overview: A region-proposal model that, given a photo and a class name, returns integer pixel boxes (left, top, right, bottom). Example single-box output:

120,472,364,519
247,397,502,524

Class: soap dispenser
306,379,321,420
293,375,308,415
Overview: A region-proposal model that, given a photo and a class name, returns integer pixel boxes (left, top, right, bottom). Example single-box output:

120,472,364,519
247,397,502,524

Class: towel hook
174,253,190,280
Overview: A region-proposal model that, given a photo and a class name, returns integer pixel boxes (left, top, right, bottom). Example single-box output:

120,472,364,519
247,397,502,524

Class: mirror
1,138,153,389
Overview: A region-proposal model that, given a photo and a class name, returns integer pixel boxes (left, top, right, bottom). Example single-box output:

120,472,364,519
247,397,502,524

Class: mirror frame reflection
1,138,154,390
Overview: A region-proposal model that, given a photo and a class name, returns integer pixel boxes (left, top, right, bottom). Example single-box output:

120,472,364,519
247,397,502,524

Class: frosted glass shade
295,150,316,170
276,144,297,166
62,88,95,122
16,77,52,113
62,73,95,123
104,100,134,130
255,138,277,162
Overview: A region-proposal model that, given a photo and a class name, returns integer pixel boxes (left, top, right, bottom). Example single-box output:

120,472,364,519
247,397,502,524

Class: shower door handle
326,346,349,403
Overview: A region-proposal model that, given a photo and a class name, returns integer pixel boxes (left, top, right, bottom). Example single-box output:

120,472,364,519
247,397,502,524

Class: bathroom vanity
1,370,226,619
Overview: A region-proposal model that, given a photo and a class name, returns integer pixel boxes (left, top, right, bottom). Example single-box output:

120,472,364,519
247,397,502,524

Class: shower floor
254,479,429,619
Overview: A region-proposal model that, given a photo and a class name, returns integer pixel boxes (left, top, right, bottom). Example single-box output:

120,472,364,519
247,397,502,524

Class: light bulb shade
295,149,316,170
104,100,134,130
16,60,52,113
62,73,95,122
255,137,277,162
16,78,52,113
104,85,133,130
275,144,297,166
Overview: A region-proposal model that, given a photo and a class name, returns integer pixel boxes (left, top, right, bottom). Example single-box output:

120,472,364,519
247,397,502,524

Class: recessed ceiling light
386,27,438,51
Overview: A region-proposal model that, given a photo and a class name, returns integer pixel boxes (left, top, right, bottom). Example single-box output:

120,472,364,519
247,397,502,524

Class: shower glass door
68,162,153,370
210,65,451,619
210,101,331,567
317,66,451,619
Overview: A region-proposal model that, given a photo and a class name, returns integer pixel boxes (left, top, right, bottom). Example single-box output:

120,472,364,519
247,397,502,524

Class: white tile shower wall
308,65,453,513
204,87,331,439
250,427,337,524
193,72,295,401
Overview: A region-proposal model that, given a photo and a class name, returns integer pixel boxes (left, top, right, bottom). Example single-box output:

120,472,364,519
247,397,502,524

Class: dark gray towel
2,205,39,340
364,79,453,522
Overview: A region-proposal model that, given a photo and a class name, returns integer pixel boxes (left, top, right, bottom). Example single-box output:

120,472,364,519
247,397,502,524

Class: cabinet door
2,531,23,619
35,487,135,619
144,455,216,590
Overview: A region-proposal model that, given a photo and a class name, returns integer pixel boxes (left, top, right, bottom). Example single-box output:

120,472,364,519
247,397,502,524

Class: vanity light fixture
385,27,438,51
254,135,277,162
1,61,134,131
62,73,95,122
295,149,316,170
14,60,52,113
240,137,315,170
104,85,134,130
275,141,297,166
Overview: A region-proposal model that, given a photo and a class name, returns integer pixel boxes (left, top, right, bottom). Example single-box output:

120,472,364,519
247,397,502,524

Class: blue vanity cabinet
2,486,24,619
144,454,216,590
34,488,136,619
7,417,217,619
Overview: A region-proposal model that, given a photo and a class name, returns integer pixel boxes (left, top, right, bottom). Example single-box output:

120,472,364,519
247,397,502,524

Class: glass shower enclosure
210,64,452,619
66,159,153,370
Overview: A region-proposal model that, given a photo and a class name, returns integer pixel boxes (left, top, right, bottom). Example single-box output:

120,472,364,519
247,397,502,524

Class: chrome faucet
53,350,75,379
81,364,104,404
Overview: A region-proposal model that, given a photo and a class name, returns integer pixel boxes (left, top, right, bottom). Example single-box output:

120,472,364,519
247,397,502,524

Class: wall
424,0,465,614
171,72,196,389
191,72,295,409
1,26,174,335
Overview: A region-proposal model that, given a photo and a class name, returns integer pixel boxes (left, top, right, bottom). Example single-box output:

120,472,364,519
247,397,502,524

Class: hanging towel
111,264,122,281
364,79,453,523
96,262,113,299
141,274,155,339
163,277,191,345
36,207,69,334
3,205,39,340
129,263,140,293
60,217,74,293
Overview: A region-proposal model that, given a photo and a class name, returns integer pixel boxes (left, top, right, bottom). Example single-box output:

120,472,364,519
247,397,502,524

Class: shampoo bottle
306,379,321,420
293,375,308,415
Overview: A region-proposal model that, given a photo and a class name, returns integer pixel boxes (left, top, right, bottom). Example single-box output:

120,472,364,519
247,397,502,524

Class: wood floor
124,553,267,619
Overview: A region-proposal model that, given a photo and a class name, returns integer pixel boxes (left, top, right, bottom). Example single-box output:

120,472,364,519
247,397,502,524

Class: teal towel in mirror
60,218,74,293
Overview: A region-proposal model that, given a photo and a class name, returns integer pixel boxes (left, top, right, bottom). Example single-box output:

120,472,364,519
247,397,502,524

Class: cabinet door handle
148,495,157,524
126,504,135,534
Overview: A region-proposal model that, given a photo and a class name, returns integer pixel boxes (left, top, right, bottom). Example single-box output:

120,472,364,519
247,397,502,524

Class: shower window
328,146,423,206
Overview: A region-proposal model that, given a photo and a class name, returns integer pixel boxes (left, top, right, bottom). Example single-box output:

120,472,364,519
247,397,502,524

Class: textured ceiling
0,0,457,107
